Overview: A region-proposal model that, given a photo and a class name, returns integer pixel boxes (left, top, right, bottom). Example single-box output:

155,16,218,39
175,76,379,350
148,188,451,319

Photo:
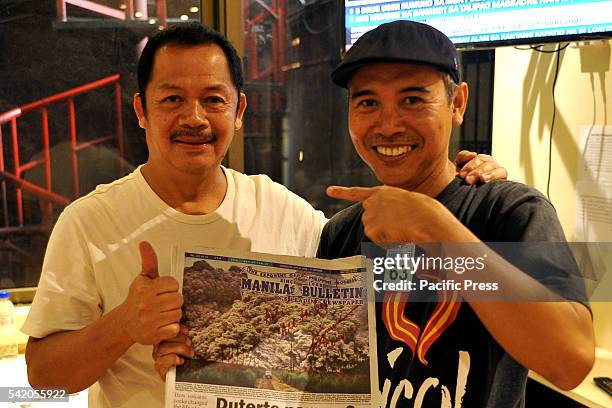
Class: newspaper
165,246,377,408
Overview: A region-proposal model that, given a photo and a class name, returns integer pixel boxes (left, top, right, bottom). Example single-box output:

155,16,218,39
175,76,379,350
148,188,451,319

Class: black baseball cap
331,20,460,88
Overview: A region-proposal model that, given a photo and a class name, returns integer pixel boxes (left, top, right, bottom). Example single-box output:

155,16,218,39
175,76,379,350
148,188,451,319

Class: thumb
139,241,159,279
454,150,477,167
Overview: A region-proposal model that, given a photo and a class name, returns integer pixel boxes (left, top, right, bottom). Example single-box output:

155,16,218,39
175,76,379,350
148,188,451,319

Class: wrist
110,302,138,348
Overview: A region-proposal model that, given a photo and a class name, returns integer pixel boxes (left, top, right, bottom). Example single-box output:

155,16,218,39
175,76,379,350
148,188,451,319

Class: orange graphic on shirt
382,274,461,365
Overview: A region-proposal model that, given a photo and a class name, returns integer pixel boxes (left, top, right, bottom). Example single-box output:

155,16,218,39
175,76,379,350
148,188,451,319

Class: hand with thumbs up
119,241,184,345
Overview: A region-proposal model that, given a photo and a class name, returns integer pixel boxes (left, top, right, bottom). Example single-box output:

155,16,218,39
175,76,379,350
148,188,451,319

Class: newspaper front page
166,247,377,408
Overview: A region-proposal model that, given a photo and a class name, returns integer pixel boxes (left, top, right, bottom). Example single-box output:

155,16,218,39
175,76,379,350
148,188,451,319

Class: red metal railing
56,0,168,27
244,0,286,82
0,74,124,235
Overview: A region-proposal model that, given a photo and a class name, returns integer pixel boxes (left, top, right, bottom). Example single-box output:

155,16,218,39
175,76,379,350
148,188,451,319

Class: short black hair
442,73,459,104
137,22,244,112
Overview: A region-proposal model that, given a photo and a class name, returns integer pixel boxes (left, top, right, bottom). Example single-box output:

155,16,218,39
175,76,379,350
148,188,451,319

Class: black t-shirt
317,178,587,408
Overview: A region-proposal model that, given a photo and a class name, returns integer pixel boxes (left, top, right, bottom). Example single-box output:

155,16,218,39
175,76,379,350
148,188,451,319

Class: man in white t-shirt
22,23,505,408
22,22,328,408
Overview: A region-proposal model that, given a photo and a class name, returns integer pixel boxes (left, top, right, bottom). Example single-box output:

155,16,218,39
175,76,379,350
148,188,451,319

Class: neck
405,159,457,197
141,163,227,215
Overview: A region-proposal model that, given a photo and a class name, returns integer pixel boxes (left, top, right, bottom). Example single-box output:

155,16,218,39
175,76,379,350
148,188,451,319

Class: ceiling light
190,6,199,13
180,14,189,21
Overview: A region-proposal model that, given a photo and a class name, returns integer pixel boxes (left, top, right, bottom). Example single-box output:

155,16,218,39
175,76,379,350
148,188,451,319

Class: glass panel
240,0,377,217
238,2,495,219
0,0,202,289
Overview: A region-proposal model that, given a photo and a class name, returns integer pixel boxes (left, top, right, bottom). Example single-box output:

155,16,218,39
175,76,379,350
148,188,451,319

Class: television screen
345,0,612,49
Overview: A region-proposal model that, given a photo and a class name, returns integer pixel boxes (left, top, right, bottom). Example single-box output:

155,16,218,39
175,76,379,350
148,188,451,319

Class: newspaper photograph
165,246,376,408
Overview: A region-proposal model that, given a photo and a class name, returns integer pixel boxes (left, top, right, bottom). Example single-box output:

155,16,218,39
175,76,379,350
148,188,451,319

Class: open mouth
375,145,417,157
173,139,213,145
171,133,217,146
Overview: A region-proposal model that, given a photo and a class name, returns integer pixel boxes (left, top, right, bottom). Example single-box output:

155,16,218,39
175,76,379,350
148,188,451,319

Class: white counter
529,347,612,408
0,354,88,408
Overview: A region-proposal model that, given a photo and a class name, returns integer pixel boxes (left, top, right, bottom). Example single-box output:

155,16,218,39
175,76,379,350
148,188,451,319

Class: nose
375,105,404,137
178,99,208,128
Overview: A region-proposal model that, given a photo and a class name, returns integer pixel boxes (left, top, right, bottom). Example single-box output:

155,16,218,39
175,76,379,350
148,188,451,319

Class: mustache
170,128,216,142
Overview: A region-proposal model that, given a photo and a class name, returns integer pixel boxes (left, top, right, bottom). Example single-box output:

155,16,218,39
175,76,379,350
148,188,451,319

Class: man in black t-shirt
317,21,594,407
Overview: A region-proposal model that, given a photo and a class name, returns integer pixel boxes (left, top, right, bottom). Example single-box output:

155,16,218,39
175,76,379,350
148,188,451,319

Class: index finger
326,186,376,202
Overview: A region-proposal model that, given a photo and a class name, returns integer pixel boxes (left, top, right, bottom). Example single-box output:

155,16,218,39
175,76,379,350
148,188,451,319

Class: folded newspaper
166,246,377,408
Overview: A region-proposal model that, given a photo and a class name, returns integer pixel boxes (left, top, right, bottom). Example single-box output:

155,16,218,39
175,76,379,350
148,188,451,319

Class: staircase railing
0,74,124,235
56,0,168,27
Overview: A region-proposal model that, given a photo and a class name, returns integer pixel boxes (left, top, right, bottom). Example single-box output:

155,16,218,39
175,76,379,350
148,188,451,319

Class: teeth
376,145,413,156
175,138,213,144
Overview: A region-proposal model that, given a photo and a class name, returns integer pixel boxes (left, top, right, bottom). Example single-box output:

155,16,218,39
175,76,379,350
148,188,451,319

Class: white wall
492,40,612,349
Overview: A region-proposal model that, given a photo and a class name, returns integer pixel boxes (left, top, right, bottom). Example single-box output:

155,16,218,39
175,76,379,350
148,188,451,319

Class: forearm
446,242,595,389
25,241,180,393
26,303,134,393
431,236,595,389
470,300,594,390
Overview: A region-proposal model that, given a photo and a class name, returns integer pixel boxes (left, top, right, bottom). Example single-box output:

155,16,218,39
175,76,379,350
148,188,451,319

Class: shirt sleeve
285,185,328,257
487,184,589,306
316,203,365,259
21,206,102,338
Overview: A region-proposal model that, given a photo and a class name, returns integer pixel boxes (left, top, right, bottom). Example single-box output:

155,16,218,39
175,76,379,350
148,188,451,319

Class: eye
356,99,377,108
160,95,183,104
402,96,423,105
205,96,226,104
204,96,228,110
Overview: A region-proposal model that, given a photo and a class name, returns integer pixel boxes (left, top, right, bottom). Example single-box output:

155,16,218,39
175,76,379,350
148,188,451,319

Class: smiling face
134,43,246,177
347,63,467,195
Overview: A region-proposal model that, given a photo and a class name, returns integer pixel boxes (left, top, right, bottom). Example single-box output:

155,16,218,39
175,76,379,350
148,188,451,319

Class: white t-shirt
22,166,327,408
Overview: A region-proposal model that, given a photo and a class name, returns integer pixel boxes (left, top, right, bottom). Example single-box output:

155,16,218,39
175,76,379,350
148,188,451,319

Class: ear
451,82,469,127
133,93,147,129
234,92,247,131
